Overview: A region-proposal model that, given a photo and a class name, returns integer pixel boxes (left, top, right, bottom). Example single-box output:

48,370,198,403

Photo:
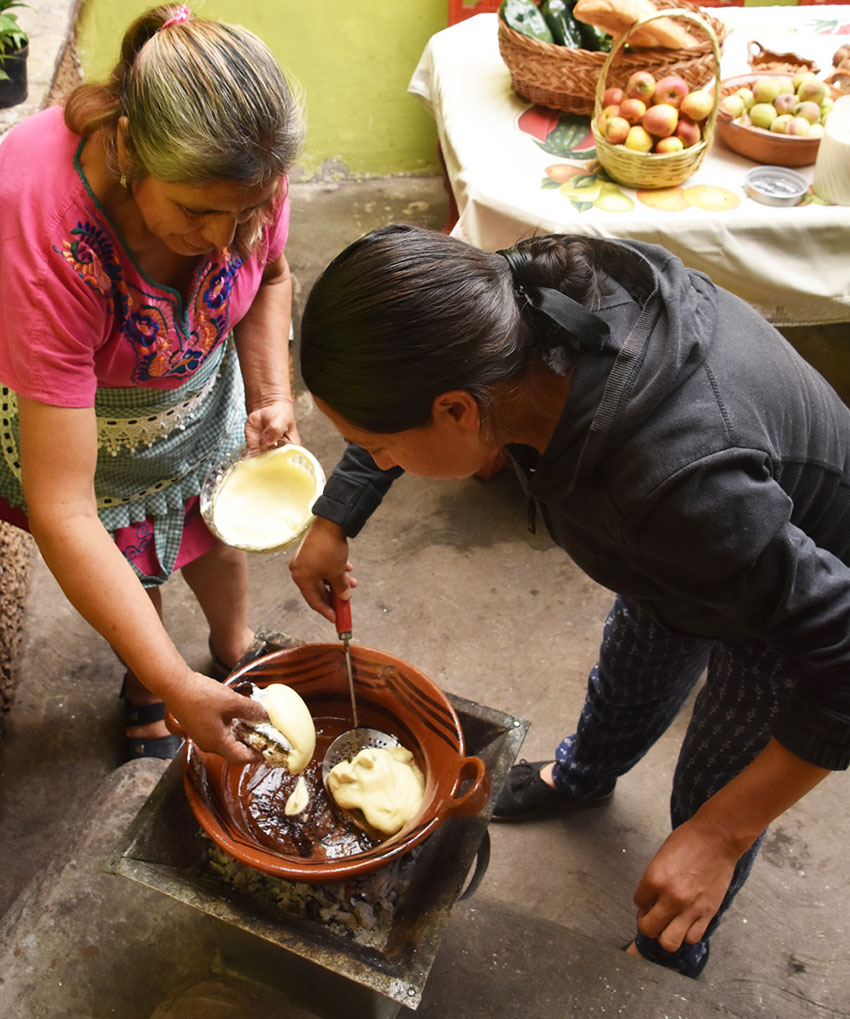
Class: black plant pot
0,42,28,110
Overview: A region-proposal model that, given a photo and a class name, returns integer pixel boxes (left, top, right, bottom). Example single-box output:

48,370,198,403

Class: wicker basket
590,9,722,188
497,0,726,116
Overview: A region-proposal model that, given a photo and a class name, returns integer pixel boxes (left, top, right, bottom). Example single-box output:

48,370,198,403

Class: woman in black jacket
290,224,850,977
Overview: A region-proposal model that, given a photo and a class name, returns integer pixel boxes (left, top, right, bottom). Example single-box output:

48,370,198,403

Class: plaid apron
0,336,245,583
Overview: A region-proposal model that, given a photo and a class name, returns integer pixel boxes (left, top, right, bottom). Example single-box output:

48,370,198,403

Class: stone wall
0,524,35,727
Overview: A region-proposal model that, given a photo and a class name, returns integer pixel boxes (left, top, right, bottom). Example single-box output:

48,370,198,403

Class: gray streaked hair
65,5,304,251
123,16,303,187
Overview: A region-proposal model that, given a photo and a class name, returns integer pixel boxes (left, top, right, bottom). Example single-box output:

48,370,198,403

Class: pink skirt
0,493,219,580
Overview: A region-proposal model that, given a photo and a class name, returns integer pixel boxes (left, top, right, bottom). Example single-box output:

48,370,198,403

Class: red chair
448,0,502,24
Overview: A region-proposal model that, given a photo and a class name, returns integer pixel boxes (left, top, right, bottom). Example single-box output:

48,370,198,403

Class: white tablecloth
409,7,850,326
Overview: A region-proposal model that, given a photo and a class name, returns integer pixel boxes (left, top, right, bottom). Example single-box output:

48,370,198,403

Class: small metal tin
745,166,808,206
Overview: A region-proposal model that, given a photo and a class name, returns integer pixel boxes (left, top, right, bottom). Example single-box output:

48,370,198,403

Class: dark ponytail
300,226,611,434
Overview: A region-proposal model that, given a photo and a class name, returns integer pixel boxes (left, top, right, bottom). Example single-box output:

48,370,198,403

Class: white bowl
200,443,325,552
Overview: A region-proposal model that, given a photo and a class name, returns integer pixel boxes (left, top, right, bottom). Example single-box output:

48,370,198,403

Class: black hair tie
497,247,610,353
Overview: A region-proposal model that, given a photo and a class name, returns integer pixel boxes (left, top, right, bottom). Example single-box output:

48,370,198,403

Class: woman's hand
633,814,739,952
244,396,299,451
164,670,270,763
633,738,830,954
289,516,356,623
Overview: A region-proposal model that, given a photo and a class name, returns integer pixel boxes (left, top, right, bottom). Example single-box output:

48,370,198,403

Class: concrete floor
1,178,849,1019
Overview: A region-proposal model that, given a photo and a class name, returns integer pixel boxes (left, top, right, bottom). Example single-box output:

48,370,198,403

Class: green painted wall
74,0,449,180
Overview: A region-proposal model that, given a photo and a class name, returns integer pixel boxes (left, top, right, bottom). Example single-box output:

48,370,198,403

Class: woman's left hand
632,814,738,952
633,739,830,954
245,397,300,452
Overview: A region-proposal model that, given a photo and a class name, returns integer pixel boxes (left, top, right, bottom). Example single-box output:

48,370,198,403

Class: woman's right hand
165,670,270,763
289,516,356,623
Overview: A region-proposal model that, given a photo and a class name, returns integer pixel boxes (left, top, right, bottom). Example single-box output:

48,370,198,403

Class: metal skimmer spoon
321,591,399,788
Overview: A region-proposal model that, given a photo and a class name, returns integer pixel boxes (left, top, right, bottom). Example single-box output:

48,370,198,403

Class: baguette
573,0,698,49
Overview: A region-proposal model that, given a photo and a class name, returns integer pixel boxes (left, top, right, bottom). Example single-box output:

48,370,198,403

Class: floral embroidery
126,305,204,382
56,221,244,384
57,221,129,320
203,262,239,310
186,256,243,367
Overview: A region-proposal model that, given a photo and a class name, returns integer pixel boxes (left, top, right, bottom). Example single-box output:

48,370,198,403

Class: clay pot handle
164,708,188,738
445,755,491,818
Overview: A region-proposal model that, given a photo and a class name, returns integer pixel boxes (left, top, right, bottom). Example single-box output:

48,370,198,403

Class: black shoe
493,760,615,822
625,938,711,979
120,677,183,762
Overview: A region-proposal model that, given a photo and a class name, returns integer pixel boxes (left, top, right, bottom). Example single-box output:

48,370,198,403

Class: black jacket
312,241,850,771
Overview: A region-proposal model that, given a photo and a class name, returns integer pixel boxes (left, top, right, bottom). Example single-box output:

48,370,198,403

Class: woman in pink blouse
0,5,302,761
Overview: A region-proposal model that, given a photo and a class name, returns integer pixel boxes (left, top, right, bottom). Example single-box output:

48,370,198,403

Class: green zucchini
541,0,584,49
577,23,612,52
500,0,554,43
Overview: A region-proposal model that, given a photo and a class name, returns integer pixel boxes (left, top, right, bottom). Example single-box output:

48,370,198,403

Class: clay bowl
182,643,491,883
716,74,838,167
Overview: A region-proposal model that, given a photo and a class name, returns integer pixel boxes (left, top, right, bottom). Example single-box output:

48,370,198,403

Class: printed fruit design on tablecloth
637,185,741,211
811,17,850,35
597,71,714,154
518,107,597,159
543,163,635,211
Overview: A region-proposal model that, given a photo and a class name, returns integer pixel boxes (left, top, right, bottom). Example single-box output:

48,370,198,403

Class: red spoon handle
330,589,352,637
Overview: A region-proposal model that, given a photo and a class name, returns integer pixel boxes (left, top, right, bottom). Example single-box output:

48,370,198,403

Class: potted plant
0,0,29,110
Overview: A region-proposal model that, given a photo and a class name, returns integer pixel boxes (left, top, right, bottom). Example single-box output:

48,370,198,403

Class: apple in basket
680,90,714,123
626,71,656,102
676,117,702,148
597,73,714,156
603,86,624,107
624,125,654,152
605,116,632,145
653,75,689,109
642,103,679,138
619,97,647,125
598,103,622,134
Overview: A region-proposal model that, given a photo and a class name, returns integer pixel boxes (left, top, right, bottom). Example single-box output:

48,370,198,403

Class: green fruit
719,94,745,118
770,114,793,134
752,78,781,105
786,116,811,136
750,102,777,130
794,101,821,124
793,71,817,92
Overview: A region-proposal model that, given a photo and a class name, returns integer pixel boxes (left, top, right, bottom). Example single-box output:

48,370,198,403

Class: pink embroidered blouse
0,105,290,407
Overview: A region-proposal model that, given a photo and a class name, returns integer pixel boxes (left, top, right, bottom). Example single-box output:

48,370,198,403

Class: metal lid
745,165,808,206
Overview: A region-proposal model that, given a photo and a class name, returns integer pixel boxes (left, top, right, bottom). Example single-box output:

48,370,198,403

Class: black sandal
208,638,234,682
492,759,615,822
207,636,281,682
121,679,183,761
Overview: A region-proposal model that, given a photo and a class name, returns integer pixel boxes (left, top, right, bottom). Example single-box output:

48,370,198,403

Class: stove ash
205,843,422,950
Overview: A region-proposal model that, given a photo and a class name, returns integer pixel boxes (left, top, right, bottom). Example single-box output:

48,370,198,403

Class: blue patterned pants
552,595,796,976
